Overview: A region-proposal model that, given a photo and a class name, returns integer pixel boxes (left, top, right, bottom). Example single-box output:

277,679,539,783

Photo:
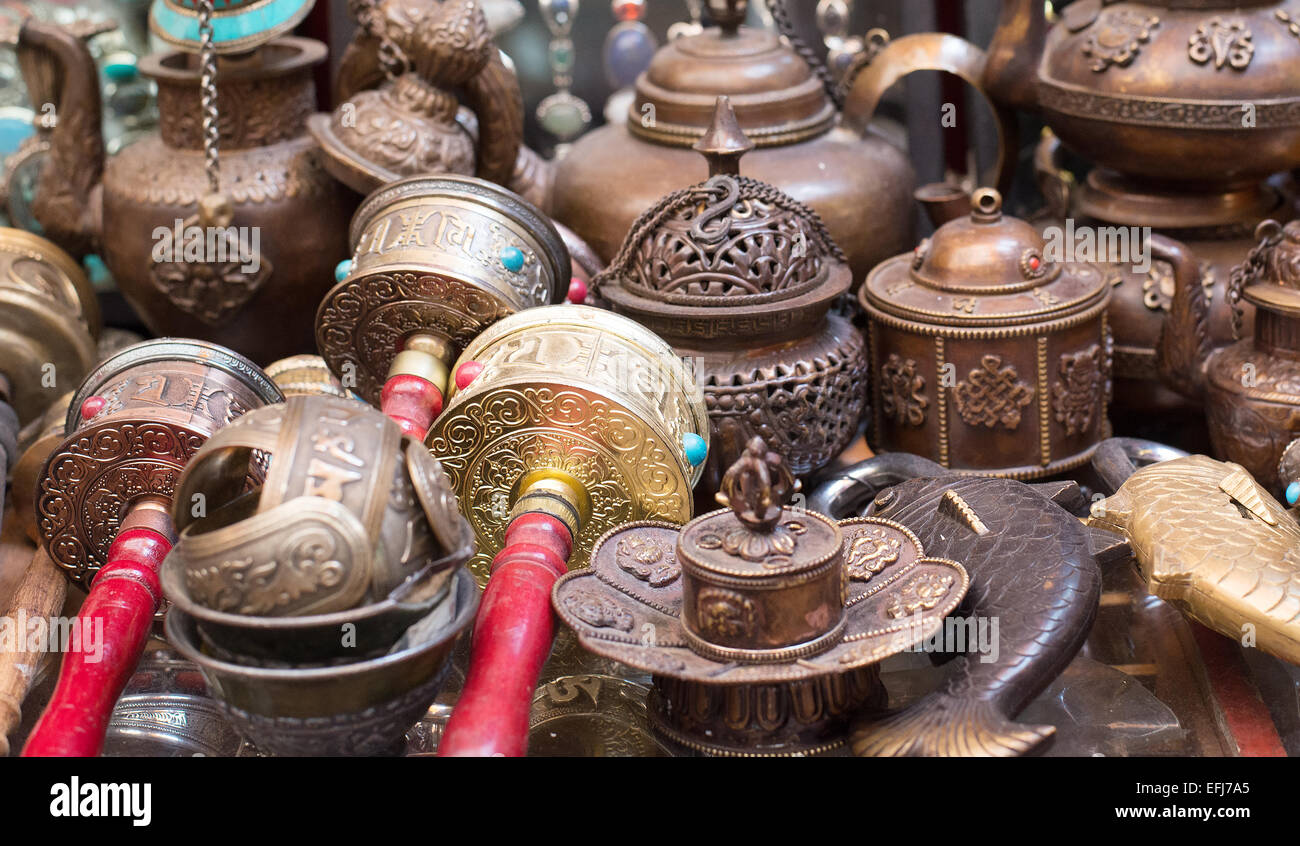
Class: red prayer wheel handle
380,333,456,440
22,498,175,757
438,472,587,757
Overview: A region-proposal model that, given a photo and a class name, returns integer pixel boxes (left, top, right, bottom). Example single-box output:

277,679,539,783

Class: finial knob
693,95,754,177
706,0,747,37
715,436,799,533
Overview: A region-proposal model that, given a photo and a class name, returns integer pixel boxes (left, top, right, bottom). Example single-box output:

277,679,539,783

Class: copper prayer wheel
315,174,572,439
36,338,282,587
430,303,709,757
598,97,867,498
552,437,970,756
23,338,281,757
861,188,1113,478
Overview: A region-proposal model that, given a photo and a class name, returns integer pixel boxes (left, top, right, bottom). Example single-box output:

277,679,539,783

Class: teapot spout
914,182,971,228
18,19,105,259
982,0,1048,114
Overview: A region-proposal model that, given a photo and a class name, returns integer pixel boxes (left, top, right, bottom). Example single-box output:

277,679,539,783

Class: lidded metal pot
861,189,1114,478
598,97,867,499
552,436,969,756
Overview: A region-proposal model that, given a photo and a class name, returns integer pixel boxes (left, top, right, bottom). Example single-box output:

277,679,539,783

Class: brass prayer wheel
598,97,867,496
315,174,571,437
426,303,710,584
0,226,100,425
861,188,1113,478
552,437,970,756
35,338,283,587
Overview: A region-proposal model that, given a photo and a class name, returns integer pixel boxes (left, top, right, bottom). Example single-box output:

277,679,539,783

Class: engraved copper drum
861,189,1112,478
426,304,709,584
316,175,570,406
35,338,283,587
18,21,355,363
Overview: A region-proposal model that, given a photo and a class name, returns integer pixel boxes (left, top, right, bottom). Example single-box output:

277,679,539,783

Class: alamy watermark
151,218,262,274
1042,220,1152,275
0,612,103,663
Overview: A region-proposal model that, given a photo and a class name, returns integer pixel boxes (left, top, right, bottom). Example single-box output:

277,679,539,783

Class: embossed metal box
861,190,1112,478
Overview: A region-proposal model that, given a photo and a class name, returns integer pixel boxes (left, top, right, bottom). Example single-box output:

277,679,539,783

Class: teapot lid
630,0,834,147
863,189,1109,326
1238,220,1300,315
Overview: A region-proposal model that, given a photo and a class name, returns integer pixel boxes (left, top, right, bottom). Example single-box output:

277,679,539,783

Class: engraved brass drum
426,304,709,583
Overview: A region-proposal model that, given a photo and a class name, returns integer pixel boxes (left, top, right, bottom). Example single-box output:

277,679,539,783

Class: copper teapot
1158,220,1300,494
16,18,355,364
551,0,1014,283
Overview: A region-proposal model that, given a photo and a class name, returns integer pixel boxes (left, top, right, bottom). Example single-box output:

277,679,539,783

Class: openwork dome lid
598,96,845,308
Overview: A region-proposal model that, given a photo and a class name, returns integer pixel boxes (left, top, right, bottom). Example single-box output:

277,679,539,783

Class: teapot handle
461,49,525,188
841,32,1016,197
1033,129,1074,221
1153,234,1214,400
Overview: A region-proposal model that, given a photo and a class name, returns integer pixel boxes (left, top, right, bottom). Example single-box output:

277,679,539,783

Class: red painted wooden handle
22,527,171,757
438,513,572,757
381,373,443,440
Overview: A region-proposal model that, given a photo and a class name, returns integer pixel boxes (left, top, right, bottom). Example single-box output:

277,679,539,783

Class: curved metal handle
462,50,524,188
1033,128,1074,221
1152,234,1213,401
841,32,1017,197
806,453,953,519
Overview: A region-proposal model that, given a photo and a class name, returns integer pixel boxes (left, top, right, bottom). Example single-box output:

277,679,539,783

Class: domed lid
863,189,1109,326
630,0,834,147
599,97,847,312
1236,220,1300,316
149,0,316,54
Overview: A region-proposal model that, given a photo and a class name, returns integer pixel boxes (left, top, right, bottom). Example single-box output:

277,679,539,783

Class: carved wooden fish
851,475,1115,757
1090,455,1300,665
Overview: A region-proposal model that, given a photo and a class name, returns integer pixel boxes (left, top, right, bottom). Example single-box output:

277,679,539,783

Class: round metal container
427,304,709,583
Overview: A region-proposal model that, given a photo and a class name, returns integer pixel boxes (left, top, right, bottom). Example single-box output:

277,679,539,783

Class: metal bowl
164,567,478,756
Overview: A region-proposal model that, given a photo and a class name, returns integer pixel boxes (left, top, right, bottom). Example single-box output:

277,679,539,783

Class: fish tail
850,693,1055,757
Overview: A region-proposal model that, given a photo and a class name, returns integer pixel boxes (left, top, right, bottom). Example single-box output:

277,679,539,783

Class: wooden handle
380,373,444,440
0,549,66,757
438,513,571,757
22,526,170,757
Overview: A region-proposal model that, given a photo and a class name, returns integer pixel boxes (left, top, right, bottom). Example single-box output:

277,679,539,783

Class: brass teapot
551,0,1013,283
16,14,355,364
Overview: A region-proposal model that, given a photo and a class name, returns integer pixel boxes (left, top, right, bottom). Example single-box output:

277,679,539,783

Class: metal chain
1228,220,1283,339
198,0,220,197
765,0,843,109
352,0,407,81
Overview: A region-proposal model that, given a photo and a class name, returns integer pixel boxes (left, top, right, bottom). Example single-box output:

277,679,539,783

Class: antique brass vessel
861,188,1112,478
1158,219,1300,494
598,97,866,497
316,174,572,439
16,17,354,363
1090,440,1300,668
308,0,522,195
430,304,709,757
551,0,1013,282
23,338,281,756
552,437,969,756
985,0,1300,418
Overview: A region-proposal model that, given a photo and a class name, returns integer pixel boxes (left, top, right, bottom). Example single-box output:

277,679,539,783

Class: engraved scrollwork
1082,10,1160,72
184,525,352,616
845,526,902,582
1188,17,1254,70
1144,259,1214,312
1051,344,1105,437
879,353,927,428
885,571,955,619
695,587,756,640
562,588,635,632
149,222,273,325
616,535,680,587
954,355,1034,430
